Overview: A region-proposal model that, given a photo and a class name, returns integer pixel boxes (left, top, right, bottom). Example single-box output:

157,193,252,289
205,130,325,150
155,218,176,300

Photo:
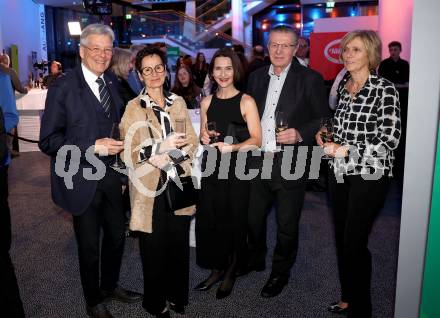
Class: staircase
129,0,278,55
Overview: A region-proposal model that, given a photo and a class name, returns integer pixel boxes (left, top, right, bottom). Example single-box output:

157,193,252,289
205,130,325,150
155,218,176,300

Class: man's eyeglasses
83,45,113,56
268,42,297,51
140,64,165,76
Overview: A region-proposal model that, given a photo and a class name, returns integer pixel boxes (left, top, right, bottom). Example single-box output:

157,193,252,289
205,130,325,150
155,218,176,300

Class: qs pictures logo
324,39,343,64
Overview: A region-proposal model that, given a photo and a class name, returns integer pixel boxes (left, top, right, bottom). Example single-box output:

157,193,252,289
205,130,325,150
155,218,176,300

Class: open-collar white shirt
260,62,292,152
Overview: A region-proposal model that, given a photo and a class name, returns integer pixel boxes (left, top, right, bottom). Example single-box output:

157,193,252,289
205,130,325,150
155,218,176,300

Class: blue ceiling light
311,9,321,20
277,14,286,22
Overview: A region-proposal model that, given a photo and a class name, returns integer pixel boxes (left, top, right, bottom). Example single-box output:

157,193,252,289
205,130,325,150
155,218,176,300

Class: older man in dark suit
39,24,141,318
246,26,329,298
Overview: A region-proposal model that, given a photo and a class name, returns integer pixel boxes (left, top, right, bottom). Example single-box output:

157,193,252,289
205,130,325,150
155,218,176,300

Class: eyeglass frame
140,64,166,76
267,42,298,51
82,45,114,56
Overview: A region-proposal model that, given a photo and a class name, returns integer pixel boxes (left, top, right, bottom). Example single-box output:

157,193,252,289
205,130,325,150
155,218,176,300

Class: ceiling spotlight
68,21,81,36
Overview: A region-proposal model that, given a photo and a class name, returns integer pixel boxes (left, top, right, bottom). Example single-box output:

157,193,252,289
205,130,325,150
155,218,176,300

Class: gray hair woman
315,30,401,317
120,46,198,318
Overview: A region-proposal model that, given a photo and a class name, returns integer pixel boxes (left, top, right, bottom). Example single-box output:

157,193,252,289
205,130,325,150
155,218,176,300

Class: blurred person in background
0,53,27,157
42,60,63,89
192,52,209,88
171,64,202,109
247,45,269,76
110,47,136,108
0,53,28,94
295,37,310,67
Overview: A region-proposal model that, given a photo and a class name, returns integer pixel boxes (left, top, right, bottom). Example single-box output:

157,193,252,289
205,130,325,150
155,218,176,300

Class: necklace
347,78,365,98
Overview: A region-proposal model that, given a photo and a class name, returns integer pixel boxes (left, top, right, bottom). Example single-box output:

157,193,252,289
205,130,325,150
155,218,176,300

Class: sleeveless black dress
196,92,250,271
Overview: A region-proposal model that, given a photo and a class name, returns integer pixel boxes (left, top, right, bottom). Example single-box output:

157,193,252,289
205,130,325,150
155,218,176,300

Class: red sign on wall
309,32,346,81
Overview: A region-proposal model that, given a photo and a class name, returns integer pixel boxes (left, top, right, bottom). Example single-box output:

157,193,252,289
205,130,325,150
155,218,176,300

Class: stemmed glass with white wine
275,111,288,151
110,122,125,169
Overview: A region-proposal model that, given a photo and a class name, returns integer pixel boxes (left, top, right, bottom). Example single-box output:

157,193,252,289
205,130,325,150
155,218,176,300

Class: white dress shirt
81,63,105,102
260,63,292,152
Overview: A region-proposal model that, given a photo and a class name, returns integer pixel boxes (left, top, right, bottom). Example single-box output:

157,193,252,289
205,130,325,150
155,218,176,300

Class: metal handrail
196,0,223,15
197,0,229,21
134,10,250,49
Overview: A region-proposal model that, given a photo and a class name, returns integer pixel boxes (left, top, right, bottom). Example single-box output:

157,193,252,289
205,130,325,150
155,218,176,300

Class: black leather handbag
164,175,199,211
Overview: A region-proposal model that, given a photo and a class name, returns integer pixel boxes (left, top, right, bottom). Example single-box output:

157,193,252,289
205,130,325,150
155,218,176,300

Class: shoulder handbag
164,174,199,211
144,111,199,211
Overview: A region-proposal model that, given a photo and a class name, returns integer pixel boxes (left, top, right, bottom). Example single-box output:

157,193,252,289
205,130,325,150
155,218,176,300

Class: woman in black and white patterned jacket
316,30,401,318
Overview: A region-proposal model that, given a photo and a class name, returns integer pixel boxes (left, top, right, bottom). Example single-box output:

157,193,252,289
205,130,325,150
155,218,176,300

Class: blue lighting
350,11,356,16
276,14,286,22
311,9,321,20
67,41,72,46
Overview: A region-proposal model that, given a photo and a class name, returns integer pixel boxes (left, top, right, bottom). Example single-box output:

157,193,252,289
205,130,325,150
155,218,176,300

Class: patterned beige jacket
120,94,199,233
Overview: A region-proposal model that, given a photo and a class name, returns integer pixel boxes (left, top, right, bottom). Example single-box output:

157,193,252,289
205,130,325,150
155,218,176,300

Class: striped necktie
96,77,111,118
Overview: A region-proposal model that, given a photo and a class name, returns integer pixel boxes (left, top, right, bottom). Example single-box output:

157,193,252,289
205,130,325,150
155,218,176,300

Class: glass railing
197,0,231,26
196,0,224,16
130,10,250,52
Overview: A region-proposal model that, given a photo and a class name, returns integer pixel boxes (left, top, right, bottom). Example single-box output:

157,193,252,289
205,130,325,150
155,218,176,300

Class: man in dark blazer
39,24,141,318
246,25,329,298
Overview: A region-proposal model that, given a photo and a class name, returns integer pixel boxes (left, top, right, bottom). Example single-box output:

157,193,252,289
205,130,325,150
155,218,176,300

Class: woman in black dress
192,52,209,88
195,48,261,299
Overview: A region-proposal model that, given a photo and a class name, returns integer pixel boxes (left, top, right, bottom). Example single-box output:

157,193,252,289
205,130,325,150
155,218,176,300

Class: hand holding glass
206,121,218,144
194,93,203,115
320,118,335,159
320,118,334,143
110,123,125,169
275,111,288,151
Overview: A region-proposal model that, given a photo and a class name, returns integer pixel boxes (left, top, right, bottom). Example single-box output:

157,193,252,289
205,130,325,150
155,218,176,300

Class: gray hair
80,23,115,46
269,25,298,46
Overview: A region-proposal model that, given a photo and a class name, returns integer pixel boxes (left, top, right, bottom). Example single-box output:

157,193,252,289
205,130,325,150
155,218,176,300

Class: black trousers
72,169,126,307
138,192,191,315
248,172,306,279
0,165,25,317
329,171,390,317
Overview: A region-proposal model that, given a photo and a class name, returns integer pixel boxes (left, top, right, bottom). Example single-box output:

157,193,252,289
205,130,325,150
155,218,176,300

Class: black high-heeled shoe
215,277,236,300
193,272,224,291
327,301,349,314
169,303,184,315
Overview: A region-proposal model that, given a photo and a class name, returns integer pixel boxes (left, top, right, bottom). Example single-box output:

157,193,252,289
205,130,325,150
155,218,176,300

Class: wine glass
110,122,125,169
205,121,218,144
320,117,335,159
275,111,288,151
194,93,203,115
175,118,186,147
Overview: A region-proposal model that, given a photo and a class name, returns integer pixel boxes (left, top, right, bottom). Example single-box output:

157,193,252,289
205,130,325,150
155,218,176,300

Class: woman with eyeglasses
120,46,198,318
